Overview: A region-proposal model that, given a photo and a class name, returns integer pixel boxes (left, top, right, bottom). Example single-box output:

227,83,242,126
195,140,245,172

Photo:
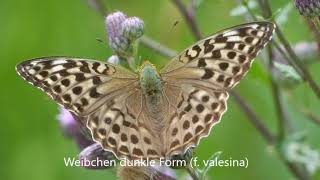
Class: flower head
106,11,127,39
295,0,320,17
107,55,120,64
106,11,131,56
57,107,94,149
286,141,320,174
105,11,145,60
122,17,144,41
117,165,176,180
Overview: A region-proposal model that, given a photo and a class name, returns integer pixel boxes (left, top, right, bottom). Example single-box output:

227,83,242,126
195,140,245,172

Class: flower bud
57,107,94,149
105,11,131,56
295,0,320,17
285,141,320,174
122,17,145,41
108,55,120,64
106,11,127,39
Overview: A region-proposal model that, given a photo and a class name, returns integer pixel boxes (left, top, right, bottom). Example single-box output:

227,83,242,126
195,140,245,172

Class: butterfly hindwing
86,89,163,159
163,83,228,156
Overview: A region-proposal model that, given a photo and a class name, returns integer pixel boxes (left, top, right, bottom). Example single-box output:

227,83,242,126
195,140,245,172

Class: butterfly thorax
139,62,165,130
139,62,161,96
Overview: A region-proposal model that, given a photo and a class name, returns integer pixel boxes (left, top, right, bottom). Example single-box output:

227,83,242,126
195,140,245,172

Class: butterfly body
139,62,162,96
16,22,275,160
139,62,166,132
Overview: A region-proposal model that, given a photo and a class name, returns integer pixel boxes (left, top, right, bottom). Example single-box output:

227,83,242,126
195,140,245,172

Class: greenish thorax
139,62,162,98
139,62,164,131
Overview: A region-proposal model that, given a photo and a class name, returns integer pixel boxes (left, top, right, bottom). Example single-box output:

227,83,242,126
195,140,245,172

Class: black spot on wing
186,45,202,62
227,51,237,59
214,36,228,43
197,58,207,68
212,50,221,59
89,88,101,98
219,63,229,71
201,69,214,80
203,39,215,54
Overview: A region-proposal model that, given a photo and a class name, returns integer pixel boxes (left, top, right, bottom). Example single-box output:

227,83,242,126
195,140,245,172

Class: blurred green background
1,0,319,179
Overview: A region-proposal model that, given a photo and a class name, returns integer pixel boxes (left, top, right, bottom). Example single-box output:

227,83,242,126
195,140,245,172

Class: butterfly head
139,61,162,97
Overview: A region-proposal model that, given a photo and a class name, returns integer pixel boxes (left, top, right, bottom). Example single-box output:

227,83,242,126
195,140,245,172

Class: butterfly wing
161,21,275,90
17,57,163,159
85,89,163,160
162,83,228,156
16,57,138,116
160,22,275,156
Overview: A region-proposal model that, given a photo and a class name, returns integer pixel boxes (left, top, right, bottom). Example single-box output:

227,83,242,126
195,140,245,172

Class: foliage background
0,0,319,179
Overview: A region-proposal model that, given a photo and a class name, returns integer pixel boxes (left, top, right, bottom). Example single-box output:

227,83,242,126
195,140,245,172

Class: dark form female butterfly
16,22,275,160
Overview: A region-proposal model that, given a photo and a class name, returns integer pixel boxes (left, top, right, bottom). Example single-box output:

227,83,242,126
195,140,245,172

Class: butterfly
16,21,275,160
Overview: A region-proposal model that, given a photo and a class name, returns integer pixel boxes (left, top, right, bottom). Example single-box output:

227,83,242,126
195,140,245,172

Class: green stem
266,45,286,141
139,36,178,58
240,0,258,21
186,164,201,180
313,17,320,31
258,0,320,99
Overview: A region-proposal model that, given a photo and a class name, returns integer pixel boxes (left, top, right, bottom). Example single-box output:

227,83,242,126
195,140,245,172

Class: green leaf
273,62,302,88
273,3,293,26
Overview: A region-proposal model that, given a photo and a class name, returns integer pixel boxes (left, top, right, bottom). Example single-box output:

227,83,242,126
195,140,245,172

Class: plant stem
271,40,303,75
267,44,286,141
306,18,320,53
313,17,320,31
240,0,258,21
87,0,108,16
257,0,320,99
171,0,202,40
257,1,312,179
301,109,320,125
140,36,178,58
240,0,288,141
186,164,200,180
230,90,276,144
276,25,320,98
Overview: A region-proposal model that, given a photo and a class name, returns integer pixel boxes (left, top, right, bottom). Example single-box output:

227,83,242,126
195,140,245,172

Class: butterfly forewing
161,21,276,90
16,57,138,116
